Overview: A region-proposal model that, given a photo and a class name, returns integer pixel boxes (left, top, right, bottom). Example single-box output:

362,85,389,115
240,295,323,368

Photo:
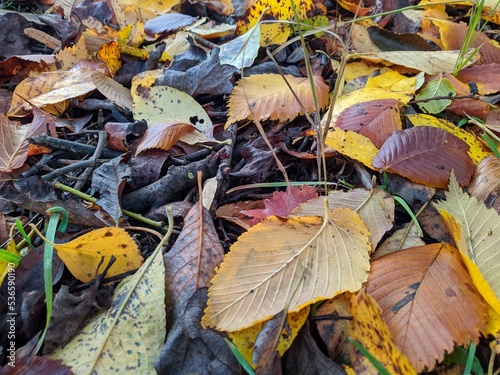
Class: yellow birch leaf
228,306,310,368
226,74,329,125
434,172,500,334
407,113,492,164
53,227,143,282
349,288,417,375
365,70,417,93
55,37,90,71
438,209,500,336
203,208,371,332
325,128,379,169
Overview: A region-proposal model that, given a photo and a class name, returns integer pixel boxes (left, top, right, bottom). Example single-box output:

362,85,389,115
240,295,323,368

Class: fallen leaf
242,185,318,225
293,187,394,250
406,113,492,164
373,224,425,259
372,126,474,188
53,227,143,283
468,156,500,211
228,307,310,369
91,71,133,110
0,109,56,172
349,288,417,374
164,203,224,322
434,172,500,317
132,84,213,134
49,244,165,374
335,98,403,148
325,128,380,169
135,122,197,155
202,207,371,331
226,74,329,125
366,244,487,372
415,75,455,114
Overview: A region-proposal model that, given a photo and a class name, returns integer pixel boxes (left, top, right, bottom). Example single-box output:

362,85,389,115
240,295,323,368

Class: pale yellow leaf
373,225,425,259
49,246,165,374
293,187,394,250
226,74,329,125
325,128,379,170
354,50,479,75
434,172,500,313
132,85,213,135
92,71,133,110
202,208,371,331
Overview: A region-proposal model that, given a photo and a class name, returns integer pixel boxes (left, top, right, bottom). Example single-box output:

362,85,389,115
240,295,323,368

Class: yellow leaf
0,240,20,285
8,69,97,117
202,207,371,331
237,0,325,35
349,288,417,375
260,23,291,46
407,113,492,164
228,306,310,368
354,50,480,75
325,128,379,169
434,172,500,333
55,37,90,71
53,227,143,282
438,210,500,335
226,74,329,125
365,70,417,93
97,41,122,75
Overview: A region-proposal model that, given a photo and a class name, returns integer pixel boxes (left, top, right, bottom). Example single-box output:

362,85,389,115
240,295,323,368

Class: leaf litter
1,0,500,374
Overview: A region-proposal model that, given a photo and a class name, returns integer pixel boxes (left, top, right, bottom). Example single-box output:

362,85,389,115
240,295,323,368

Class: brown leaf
335,98,403,148
468,155,500,212
285,320,346,375
372,126,474,188
136,122,195,155
164,203,224,322
0,109,56,172
366,244,488,371
155,288,241,375
457,63,500,95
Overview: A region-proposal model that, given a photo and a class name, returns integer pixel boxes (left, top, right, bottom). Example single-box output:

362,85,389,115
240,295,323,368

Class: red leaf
372,126,474,188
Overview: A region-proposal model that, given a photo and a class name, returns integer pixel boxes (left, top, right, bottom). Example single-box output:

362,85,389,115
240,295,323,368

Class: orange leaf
366,244,487,371
135,122,195,155
349,288,417,375
372,126,474,188
53,227,143,282
226,74,329,125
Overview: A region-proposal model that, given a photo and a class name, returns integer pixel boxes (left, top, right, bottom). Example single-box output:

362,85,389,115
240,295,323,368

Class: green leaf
415,77,455,114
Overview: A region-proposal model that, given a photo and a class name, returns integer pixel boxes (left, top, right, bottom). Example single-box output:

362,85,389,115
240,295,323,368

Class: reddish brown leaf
336,98,403,148
366,244,487,372
457,63,500,95
371,126,474,188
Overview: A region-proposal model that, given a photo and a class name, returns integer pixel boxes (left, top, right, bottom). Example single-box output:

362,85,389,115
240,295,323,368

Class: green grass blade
224,338,256,375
